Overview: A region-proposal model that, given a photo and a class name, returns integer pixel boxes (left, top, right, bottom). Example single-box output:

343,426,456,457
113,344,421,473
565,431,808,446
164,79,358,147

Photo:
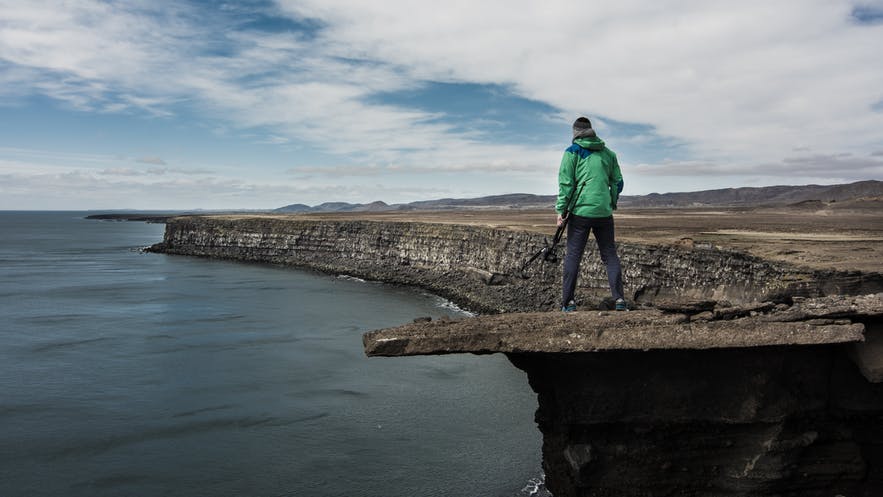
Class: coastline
148,214,883,315
141,211,883,496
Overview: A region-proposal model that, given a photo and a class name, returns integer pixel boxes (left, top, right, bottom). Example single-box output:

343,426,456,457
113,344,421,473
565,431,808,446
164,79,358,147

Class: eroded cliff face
154,216,883,496
509,344,883,497
365,295,883,497
151,216,880,313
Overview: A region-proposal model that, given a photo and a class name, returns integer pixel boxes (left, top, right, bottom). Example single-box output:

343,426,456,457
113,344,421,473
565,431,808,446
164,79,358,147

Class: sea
0,211,546,497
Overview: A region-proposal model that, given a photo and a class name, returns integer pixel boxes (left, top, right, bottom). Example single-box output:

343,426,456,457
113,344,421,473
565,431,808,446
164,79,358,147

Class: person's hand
556,213,565,227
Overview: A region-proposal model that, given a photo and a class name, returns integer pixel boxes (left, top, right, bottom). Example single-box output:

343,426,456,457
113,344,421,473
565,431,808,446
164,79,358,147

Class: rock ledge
364,294,881,356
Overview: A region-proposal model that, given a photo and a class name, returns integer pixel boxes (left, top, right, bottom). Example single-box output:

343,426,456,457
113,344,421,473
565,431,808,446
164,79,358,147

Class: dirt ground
221,198,883,273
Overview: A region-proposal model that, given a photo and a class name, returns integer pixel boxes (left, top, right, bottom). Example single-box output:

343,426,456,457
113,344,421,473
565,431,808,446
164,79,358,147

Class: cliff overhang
363,295,878,357
365,294,883,497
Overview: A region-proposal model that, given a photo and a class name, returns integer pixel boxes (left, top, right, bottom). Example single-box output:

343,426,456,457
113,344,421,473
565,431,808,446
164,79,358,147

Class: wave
171,404,236,418
48,414,323,460
146,333,302,355
519,474,552,496
433,296,476,317
32,336,114,353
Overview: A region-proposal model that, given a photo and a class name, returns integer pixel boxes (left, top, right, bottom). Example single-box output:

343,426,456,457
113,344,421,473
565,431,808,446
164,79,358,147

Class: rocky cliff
150,216,880,314
152,215,883,496
365,294,883,497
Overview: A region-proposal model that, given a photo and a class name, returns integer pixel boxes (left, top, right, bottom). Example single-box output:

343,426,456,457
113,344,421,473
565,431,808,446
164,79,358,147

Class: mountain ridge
274,180,882,212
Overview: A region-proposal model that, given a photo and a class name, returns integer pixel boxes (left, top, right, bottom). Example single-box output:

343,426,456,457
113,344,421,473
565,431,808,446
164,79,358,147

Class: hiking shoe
615,299,628,311
562,301,577,313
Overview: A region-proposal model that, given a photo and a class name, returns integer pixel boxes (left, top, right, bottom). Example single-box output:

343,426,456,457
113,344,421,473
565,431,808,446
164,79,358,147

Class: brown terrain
223,196,883,273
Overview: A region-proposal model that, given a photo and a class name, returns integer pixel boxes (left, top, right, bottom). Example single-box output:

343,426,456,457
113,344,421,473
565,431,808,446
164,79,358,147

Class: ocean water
0,212,543,497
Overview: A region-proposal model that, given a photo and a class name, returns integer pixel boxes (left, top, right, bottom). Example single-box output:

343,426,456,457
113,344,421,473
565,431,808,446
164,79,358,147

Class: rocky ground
364,294,881,357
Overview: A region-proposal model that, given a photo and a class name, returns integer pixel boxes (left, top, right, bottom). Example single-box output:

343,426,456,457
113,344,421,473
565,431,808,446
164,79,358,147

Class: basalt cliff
149,216,879,312
151,215,883,496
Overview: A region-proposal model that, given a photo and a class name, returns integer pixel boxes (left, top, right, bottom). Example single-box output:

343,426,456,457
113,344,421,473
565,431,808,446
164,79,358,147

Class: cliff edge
364,295,878,356
150,215,882,314
365,294,883,497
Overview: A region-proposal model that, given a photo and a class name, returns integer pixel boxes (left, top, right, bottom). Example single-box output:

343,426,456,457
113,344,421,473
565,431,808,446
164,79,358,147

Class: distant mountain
275,193,555,213
274,180,883,212
405,193,556,210
274,203,312,213
354,201,390,212
618,180,883,208
276,201,362,213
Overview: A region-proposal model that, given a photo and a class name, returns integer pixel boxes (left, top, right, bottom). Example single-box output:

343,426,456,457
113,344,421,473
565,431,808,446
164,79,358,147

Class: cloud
0,0,881,208
0,147,122,169
287,155,554,178
137,156,166,165
0,165,453,210
100,167,142,176
777,153,883,177
256,135,291,145
0,2,478,163
627,152,878,182
101,166,171,176
271,1,883,170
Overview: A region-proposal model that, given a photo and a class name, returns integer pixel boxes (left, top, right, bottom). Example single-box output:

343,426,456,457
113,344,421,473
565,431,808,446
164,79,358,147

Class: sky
1,0,882,210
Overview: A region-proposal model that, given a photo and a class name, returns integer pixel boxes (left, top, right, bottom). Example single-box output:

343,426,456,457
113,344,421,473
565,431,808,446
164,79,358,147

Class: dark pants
562,214,624,305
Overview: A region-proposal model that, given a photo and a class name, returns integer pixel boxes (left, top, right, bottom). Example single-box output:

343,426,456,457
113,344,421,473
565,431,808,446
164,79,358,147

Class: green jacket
556,135,623,218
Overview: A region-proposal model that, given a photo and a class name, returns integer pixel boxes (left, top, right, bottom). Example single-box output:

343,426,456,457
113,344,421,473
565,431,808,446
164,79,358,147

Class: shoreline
127,200,883,272
134,211,883,496
147,215,883,314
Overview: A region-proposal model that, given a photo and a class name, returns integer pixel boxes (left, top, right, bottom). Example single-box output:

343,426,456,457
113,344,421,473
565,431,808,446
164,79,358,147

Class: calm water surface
0,212,543,497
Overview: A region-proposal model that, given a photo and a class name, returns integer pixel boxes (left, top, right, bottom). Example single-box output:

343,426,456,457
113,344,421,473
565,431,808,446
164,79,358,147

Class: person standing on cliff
557,117,626,312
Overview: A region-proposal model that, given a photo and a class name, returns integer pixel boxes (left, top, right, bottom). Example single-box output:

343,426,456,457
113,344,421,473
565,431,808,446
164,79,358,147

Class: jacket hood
573,136,606,151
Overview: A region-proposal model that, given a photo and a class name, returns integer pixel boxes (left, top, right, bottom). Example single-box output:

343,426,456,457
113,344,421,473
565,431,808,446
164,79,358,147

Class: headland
148,202,883,496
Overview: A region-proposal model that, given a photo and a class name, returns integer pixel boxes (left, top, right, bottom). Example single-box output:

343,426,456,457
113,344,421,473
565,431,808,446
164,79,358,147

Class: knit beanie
572,117,596,140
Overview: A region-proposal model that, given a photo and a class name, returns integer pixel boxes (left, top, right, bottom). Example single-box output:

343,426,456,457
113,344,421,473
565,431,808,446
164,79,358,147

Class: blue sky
1,0,882,210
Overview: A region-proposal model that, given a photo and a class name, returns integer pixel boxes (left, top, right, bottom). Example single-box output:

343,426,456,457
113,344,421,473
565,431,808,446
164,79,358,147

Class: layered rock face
151,217,880,313
511,344,883,497
366,295,883,497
